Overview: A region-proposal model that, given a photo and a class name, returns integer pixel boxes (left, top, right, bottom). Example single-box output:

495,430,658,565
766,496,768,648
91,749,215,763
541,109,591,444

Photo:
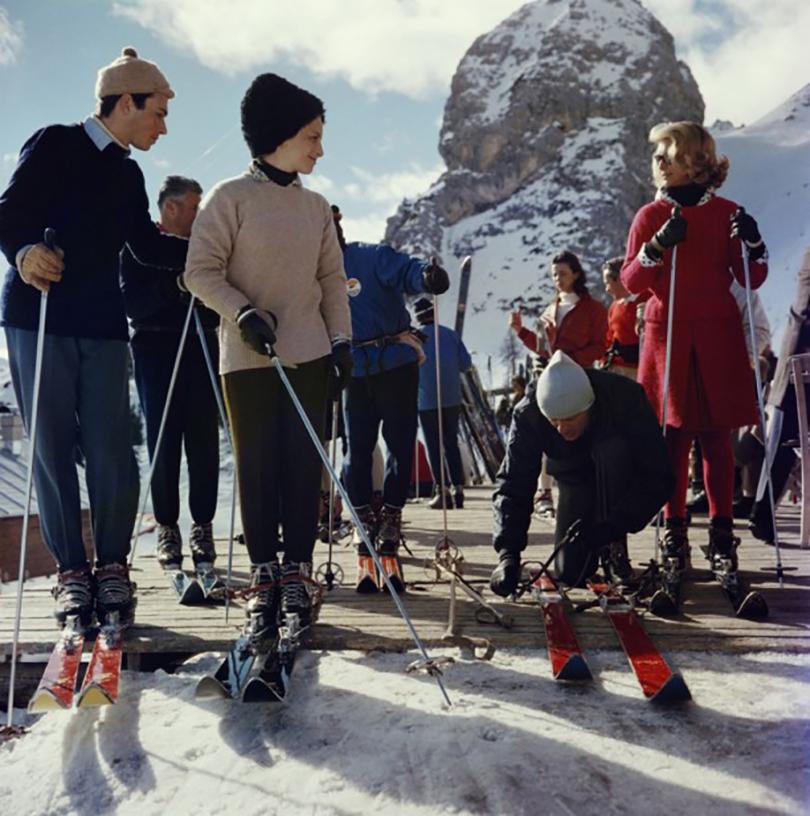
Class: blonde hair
649,121,729,189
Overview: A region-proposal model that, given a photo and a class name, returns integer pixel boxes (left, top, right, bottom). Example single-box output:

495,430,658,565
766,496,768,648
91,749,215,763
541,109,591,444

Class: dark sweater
0,123,188,340
120,239,219,334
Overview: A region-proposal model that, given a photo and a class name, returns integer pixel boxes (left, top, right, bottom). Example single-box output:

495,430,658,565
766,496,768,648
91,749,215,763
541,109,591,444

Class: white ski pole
654,234,678,562
129,295,195,566
740,244,784,586
6,228,55,733
432,296,451,547
269,351,452,706
193,308,239,620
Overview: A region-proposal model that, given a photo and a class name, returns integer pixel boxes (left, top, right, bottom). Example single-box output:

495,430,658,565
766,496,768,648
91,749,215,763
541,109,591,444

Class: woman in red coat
509,250,607,367
621,121,768,568
600,256,647,380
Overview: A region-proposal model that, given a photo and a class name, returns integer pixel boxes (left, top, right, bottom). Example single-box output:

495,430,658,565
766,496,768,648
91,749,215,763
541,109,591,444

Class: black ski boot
490,550,521,597
52,566,95,628
650,518,690,616
244,562,281,651
280,561,315,629
353,505,379,593
706,519,739,571
156,523,183,569
95,562,137,628
453,485,465,509
428,486,452,510
189,522,216,566
605,536,637,592
376,505,405,592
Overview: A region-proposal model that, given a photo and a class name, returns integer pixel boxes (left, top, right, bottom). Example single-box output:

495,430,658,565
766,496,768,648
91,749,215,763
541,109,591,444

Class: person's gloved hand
730,207,762,246
650,206,687,252
422,257,449,295
564,519,615,552
489,549,521,597
328,341,353,401
165,273,191,303
236,305,277,355
19,242,64,293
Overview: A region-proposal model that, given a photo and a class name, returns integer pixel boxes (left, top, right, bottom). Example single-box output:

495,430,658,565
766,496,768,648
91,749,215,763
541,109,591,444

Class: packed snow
2,649,809,815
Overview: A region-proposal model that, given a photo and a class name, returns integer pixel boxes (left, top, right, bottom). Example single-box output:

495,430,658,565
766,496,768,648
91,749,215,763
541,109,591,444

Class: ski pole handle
43,227,56,251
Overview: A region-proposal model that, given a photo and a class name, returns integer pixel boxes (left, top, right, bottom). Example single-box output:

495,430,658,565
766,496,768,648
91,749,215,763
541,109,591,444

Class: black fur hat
241,73,325,158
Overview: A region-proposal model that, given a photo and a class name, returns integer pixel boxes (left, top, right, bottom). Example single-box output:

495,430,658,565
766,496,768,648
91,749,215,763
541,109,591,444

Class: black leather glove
328,341,353,401
564,519,615,552
236,306,278,355
422,257,449,295
489,550,521,597
164,273,190,304
730,207,762,245
651,206,687,251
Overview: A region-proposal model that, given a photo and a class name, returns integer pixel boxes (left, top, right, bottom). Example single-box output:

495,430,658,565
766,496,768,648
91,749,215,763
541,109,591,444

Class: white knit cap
535,350,595,419
95,47,174,100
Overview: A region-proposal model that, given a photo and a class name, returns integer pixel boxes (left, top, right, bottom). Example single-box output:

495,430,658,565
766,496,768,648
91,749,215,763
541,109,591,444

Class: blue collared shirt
82,116,130,155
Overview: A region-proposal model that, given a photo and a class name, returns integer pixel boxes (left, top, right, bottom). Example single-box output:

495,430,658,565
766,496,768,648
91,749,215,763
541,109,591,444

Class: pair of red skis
27,617,123,712
533,573,691,703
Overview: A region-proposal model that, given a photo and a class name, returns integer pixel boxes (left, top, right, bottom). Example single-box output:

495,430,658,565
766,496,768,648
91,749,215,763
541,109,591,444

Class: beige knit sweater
184,166,351,375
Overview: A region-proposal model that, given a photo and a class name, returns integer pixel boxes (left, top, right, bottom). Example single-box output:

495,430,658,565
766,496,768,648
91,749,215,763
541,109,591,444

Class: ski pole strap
406,656,455,676
352,328,426,365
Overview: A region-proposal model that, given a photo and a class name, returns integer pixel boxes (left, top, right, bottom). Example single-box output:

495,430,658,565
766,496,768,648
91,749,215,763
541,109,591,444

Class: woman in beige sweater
184,74,352,646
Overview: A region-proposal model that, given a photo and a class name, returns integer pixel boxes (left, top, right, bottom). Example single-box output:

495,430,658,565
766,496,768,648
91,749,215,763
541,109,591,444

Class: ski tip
27,690,71,713
735,592,769,620
649,590,680,618
195,677,231,699
241,678,286,704
76,685,116,708
555,654,593,682
650,673,692,705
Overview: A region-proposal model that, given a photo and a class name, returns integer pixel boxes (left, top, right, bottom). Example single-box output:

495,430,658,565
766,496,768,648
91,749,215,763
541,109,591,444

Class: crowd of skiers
0,49,799,640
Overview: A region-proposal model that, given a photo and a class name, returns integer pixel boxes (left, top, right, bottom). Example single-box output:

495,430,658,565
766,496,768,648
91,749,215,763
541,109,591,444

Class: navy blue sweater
0,123,187,340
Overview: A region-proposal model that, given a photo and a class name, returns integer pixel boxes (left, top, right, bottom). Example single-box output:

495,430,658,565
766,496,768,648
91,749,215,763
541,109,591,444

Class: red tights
666,427,734,519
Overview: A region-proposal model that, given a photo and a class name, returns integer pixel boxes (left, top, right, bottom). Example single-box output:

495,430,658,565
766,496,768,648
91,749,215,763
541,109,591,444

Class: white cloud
304,174,335,196
342,163,443,206
341,212,389,244
0,7,23,66
113,0,524,97
644,0,810,124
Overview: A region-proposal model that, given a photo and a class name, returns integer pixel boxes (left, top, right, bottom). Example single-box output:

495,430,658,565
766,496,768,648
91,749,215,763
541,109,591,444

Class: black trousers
551,435,636,587
342,363,419,508
419,405,464,487
132,329,219,527
223,357,329,564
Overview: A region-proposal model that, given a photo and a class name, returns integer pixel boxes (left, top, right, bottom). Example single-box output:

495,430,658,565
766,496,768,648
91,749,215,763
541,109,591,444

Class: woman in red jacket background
600,255,648,380
620,121,768,571
509,250,607,367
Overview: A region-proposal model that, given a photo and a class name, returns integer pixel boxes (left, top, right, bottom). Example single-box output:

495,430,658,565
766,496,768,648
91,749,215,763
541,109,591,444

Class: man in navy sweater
120,175,220,575
0,48,188,629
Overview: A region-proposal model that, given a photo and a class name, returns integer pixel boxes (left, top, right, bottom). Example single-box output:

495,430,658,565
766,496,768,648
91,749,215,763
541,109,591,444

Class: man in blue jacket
331,206,449,592
0,48,188,629
413,296,472,510
490,351,673,596
120,175,220,575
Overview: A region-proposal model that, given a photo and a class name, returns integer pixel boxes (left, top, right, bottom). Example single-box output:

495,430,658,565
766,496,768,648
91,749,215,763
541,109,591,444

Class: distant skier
0,48,187,628
331,206,449,592
620,121,768,584
600,256,646,380
413,296,472,510
185,74,352,645
495,375,526,430
489,351,673,596
120,175,221,573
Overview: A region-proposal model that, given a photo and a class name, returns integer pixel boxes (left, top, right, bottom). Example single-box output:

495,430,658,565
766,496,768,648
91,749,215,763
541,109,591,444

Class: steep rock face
385,0,704,318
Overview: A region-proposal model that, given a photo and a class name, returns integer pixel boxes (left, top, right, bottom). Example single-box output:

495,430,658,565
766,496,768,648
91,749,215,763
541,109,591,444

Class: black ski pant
419,405,464,488
223,357,329,565
550,435,636,587
131,329,220,528
342,363,418,509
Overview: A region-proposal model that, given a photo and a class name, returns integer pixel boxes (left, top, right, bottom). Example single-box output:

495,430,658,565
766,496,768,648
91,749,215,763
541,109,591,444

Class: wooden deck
1,486,807,668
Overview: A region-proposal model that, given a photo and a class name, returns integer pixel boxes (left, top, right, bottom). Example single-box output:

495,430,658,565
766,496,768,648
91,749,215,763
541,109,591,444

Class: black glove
564,519,615,552
422,257,449,295
164,273,190,304
236,306,278,355
489,550,521,597
730,207,762,246
651,206,687,250
328,341,353,401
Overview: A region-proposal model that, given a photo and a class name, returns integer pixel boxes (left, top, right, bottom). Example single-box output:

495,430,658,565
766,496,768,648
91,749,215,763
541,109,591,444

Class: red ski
27,622,86,712
532,573,591,681
76,620,124,708
587,581,691,704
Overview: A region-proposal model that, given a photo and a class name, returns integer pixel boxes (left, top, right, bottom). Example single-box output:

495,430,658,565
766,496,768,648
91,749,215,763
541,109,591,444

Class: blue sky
1,1,808,241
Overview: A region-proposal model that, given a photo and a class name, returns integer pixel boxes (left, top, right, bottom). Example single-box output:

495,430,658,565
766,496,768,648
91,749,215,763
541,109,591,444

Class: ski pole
741,245,784,586
320,401,341,590
193,308,239,621
6,227,55,734
432,293,452,548
268,349,452,706
129,296,196,566
654,233,678,562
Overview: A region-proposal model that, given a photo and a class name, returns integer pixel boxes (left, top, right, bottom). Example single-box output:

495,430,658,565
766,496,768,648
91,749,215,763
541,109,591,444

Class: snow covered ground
2,648,808,815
